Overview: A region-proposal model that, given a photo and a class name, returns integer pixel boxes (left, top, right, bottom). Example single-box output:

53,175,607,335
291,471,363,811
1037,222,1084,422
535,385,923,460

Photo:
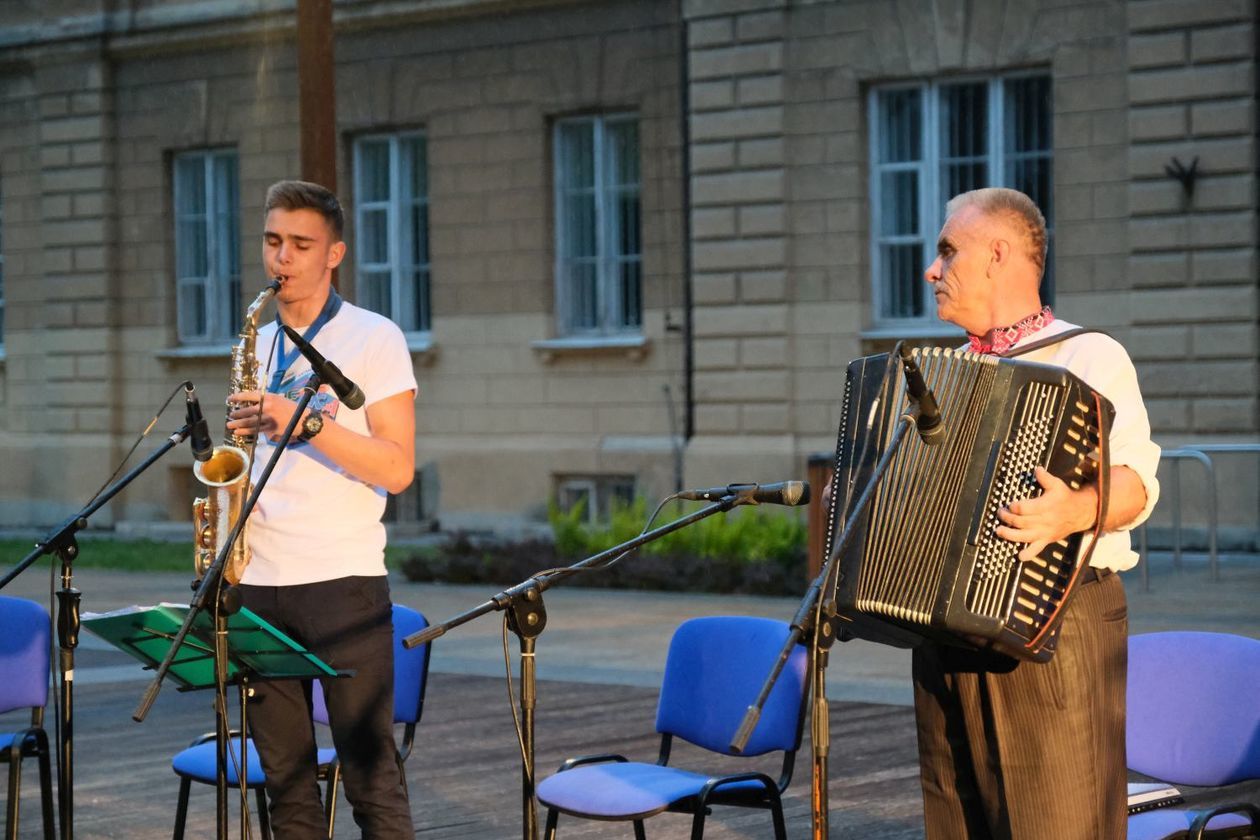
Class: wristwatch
298,410,326,443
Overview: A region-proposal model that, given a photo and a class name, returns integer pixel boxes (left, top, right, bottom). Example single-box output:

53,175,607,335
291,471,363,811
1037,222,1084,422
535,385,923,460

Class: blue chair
0,596,54,840
1127,631,1260,840
171,604,432,839
536,616,810,840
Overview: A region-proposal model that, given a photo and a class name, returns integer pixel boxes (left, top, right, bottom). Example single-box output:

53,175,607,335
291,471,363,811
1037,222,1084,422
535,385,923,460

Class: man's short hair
264,180,344,240
945,187,1047,276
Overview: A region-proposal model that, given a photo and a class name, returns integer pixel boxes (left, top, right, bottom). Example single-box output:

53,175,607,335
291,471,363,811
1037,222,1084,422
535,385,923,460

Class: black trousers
912,572,1128,840
239,576,414,840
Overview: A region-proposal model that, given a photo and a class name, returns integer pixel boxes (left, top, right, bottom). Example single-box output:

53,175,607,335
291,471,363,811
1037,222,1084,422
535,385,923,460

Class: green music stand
84,603,340,838
83,603,339,689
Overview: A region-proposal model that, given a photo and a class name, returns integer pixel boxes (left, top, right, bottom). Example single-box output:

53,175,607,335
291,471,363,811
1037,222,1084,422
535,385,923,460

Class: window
869,74,1053,328
554,114,641,336
556,474,637,525
353,132,430,334
173,149,240,343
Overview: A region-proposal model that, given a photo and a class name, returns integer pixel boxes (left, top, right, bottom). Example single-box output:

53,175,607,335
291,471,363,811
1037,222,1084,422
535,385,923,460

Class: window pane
941,83,987,158
879,89,921,163
358,141,391,203
359,269,392,318
412,267,430,331
606,120,639,186
1006,76,1052,154
177,219,208,278
880,244,924,320
360,208,389,264
558,122,595,189
410,203,429,266
618,260,642,329
563,193,597,258
178,279,208,338
565,261,598,330
613,191,640,257
408,136,428,198
940,82,987,202
175,157,206,215
879,171,918,236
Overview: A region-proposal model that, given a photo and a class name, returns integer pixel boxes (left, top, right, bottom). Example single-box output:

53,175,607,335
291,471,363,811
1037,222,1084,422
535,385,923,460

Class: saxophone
193,279,281,585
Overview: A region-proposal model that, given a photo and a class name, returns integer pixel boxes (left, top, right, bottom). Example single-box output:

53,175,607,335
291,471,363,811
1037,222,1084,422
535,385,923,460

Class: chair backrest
313,603,431,726
1127,631,1260,786
655,616,808,757
0,595,51,715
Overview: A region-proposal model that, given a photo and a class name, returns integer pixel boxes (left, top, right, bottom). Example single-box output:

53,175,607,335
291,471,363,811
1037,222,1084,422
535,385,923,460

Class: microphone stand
730,353,929,839
0,422,195,840
403,493,751,840
132,376,320,840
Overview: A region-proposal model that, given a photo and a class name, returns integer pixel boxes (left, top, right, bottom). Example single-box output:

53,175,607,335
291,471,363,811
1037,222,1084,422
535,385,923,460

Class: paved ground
0,548,1255,838
3,548,1257,702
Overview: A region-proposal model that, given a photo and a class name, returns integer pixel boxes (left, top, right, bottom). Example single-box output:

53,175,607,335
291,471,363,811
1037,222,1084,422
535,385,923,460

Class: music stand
83,604,340,836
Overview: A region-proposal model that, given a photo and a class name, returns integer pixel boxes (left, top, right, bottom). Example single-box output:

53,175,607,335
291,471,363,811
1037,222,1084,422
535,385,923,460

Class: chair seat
172,738,337,786
537,762,772,820
1128,807,1253,840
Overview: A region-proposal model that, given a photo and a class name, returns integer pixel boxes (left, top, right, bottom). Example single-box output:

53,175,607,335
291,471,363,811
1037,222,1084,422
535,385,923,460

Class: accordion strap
1019,331,1114,653
1004,327,1112,357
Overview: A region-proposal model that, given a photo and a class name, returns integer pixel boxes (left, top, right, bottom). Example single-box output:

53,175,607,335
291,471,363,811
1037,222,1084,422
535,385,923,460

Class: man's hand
995,466,1098,562
227,390,306,438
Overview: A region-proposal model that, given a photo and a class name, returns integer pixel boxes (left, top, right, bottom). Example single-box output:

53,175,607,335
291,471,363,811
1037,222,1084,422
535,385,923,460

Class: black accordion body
827,347,1114,662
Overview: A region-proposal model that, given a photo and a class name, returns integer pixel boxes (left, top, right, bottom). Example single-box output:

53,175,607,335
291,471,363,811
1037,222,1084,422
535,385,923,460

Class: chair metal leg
689,809,706,840
255,787,272,840
36,737,54,840
633,819,646,840
543,807,558,840
769,798,787,840
6,753,20,840
172,777,192,840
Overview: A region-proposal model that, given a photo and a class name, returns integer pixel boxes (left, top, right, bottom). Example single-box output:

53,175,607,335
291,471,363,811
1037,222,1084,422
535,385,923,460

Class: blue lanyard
269,289,343,392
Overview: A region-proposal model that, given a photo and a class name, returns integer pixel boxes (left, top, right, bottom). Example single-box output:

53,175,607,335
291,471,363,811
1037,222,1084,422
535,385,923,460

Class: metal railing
1138,448,1217,591
1137,443,1260,589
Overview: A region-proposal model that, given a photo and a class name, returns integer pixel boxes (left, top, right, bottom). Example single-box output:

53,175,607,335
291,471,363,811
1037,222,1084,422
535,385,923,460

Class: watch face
303,412,323,437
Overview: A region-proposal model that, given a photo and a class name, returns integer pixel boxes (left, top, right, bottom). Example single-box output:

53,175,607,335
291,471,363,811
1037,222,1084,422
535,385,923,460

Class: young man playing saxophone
226,180,417,838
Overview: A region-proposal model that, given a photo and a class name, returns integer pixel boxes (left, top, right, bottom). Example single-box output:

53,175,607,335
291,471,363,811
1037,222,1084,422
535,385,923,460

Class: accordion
826,347,1114,662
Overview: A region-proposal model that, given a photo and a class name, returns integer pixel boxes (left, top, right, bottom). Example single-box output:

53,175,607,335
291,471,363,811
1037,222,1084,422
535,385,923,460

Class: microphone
184,383,214,462
281,325,365,409
897,345,945,446
677,481,811,507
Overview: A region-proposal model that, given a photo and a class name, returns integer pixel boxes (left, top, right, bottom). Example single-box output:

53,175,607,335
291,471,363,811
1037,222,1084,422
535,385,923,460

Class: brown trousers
912,572,1128,840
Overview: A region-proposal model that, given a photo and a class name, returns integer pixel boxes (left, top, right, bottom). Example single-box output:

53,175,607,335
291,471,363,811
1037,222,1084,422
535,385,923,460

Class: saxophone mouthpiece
266,277,281,293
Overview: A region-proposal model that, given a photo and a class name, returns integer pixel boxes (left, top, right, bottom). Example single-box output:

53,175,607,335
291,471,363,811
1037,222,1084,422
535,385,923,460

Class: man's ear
987,237,1011,276
327,240,347,270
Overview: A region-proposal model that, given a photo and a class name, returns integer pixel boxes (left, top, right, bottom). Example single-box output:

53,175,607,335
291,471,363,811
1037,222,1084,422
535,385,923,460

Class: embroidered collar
968,306,1055,356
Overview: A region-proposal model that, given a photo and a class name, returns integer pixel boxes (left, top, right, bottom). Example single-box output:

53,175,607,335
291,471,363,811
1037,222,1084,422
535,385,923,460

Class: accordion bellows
828,347,1114,662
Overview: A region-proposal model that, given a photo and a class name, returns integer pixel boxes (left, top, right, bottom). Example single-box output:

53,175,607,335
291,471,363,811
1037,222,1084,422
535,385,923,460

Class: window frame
172,148,241,344
867,71,1053,333
351,130,431,337
552,112,642,338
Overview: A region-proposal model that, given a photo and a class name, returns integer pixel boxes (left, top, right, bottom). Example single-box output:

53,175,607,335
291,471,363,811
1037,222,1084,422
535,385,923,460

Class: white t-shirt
242,301,417,586
1006,319,1162,572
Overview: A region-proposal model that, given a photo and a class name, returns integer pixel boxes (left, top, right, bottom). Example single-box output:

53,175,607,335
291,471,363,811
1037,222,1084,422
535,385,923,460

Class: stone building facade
0,0,1255,541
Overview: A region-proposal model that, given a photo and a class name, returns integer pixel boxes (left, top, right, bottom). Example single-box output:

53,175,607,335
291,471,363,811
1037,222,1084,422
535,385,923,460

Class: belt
1079,566,1113,585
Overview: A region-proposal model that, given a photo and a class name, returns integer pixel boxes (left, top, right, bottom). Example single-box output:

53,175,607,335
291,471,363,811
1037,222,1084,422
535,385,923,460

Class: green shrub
400,497,809,595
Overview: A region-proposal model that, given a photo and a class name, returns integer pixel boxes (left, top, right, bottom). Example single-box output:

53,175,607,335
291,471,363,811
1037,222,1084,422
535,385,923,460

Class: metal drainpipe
678,5,695,443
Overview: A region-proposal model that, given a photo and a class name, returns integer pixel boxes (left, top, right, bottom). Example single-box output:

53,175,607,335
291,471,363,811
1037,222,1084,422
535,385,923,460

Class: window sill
859,325,964,357
530,334,650,363
407,334,438,365
156,344,233,361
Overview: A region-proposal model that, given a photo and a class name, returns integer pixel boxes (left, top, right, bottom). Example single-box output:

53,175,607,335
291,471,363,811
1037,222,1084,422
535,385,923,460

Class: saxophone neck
242,279,281,336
